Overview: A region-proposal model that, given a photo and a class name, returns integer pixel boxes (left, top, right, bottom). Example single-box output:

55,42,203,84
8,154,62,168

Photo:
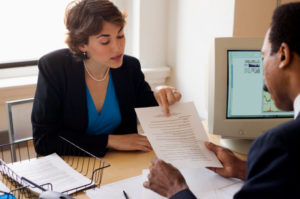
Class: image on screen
226,50,294,118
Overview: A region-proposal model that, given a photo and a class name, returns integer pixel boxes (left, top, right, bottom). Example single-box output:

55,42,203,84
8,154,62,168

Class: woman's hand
107,134,152,152
144,158,189,198
154,85,182,116
205,142,247,180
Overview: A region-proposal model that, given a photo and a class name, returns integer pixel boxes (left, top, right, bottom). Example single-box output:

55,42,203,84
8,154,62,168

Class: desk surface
0,121,247,199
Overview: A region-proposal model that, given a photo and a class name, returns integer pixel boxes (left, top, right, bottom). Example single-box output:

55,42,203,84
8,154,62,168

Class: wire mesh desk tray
0,136,110,198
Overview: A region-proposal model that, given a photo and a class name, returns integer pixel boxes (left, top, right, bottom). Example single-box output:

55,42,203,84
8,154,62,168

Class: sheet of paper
85,175,143,199
135,102,222,168
142,168,244,199
6,153,94,194
0,180,10,193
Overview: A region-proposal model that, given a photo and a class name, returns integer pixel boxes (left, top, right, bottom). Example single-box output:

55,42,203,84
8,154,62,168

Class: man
144,2,300,199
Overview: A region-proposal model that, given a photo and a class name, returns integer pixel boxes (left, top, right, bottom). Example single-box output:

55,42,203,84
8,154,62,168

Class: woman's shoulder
39,48,74,63
38,48,81,72
122,54,140,67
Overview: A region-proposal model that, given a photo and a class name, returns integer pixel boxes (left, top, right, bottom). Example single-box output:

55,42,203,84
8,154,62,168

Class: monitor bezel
208,37,293,139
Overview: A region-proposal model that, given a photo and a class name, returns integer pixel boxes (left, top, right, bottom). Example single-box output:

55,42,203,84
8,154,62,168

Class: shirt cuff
170,188,197,199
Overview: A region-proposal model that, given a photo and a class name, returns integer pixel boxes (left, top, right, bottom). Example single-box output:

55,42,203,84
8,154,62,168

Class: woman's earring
82,51,88,59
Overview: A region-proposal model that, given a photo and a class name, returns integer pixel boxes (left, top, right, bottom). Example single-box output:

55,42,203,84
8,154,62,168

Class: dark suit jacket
32,49,157,156
234,116,300,199
171,117,300,199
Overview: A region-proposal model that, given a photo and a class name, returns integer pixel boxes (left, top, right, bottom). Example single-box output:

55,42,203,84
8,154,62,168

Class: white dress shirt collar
293,94,300,119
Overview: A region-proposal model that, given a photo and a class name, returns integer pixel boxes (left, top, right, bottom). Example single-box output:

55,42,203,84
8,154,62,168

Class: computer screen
208,37,293,154
227,50,293,119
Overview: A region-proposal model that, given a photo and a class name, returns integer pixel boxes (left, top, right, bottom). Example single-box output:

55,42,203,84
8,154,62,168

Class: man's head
262,2,300,111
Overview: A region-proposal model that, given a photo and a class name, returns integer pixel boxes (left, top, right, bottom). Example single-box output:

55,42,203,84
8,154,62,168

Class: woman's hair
65,0,126,60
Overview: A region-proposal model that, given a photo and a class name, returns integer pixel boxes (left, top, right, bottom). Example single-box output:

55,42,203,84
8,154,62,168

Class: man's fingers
206,167,217,172
144,180,168,197
206,167,223,175
151,157,159,164
205,141,221,153
143,181,150,189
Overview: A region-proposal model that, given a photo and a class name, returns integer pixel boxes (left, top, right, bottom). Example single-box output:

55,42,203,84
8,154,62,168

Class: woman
32,0,181,156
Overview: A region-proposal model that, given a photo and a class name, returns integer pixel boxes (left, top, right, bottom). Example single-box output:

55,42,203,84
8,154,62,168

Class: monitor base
220,138,254,155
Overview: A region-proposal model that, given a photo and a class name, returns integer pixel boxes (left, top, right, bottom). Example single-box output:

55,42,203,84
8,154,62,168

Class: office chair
5,98,34,161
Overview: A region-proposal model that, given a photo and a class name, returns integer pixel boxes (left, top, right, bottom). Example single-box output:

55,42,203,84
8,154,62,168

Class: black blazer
32,49,158,156
170,117,300,199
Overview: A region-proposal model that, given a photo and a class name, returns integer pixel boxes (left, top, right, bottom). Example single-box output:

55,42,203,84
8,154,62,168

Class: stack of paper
5,153,94,195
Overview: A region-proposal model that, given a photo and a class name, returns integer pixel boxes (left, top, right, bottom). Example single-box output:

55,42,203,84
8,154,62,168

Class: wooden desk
1,121,246,199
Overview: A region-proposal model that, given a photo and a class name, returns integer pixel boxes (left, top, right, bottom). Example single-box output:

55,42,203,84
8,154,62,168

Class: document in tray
142,168,244,199
6,153,94,194
135,102,222,168
0,180,10,193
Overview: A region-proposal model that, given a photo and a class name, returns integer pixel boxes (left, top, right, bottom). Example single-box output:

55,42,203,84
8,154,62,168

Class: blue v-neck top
85,73,121,135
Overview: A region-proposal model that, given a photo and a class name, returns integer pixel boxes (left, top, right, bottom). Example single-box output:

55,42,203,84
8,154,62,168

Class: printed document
135,102,222,168
6,153,94,194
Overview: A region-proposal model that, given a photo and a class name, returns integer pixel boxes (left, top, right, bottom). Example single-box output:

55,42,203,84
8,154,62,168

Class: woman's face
80,21,125,68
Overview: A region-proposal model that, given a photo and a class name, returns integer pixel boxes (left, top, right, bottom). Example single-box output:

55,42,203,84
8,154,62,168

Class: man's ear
279,42,291,69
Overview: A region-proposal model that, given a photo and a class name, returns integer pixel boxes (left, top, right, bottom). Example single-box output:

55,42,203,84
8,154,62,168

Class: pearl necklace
83,61,110,82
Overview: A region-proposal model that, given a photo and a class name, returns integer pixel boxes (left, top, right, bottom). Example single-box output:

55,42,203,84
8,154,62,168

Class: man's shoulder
236,118,300,198
248,117,300,164
254,118,300,147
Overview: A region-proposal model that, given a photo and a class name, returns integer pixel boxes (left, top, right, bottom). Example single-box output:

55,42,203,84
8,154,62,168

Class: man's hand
107,134,152,152
143,158,189,198
205,142,247,180
154,85,182,116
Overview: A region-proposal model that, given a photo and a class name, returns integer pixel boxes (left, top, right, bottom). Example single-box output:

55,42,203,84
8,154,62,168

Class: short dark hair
269,2,300,56
64,0,126,60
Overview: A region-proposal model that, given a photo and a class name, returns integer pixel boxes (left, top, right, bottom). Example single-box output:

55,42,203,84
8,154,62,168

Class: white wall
111,0,140,57
167,0,235,119
113,0,169,69
139,0,168,68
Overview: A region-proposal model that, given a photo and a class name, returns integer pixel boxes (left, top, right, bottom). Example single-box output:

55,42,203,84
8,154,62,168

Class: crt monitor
208,37,293,154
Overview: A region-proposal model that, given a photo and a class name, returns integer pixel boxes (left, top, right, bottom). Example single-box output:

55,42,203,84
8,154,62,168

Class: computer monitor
208,37,293,154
